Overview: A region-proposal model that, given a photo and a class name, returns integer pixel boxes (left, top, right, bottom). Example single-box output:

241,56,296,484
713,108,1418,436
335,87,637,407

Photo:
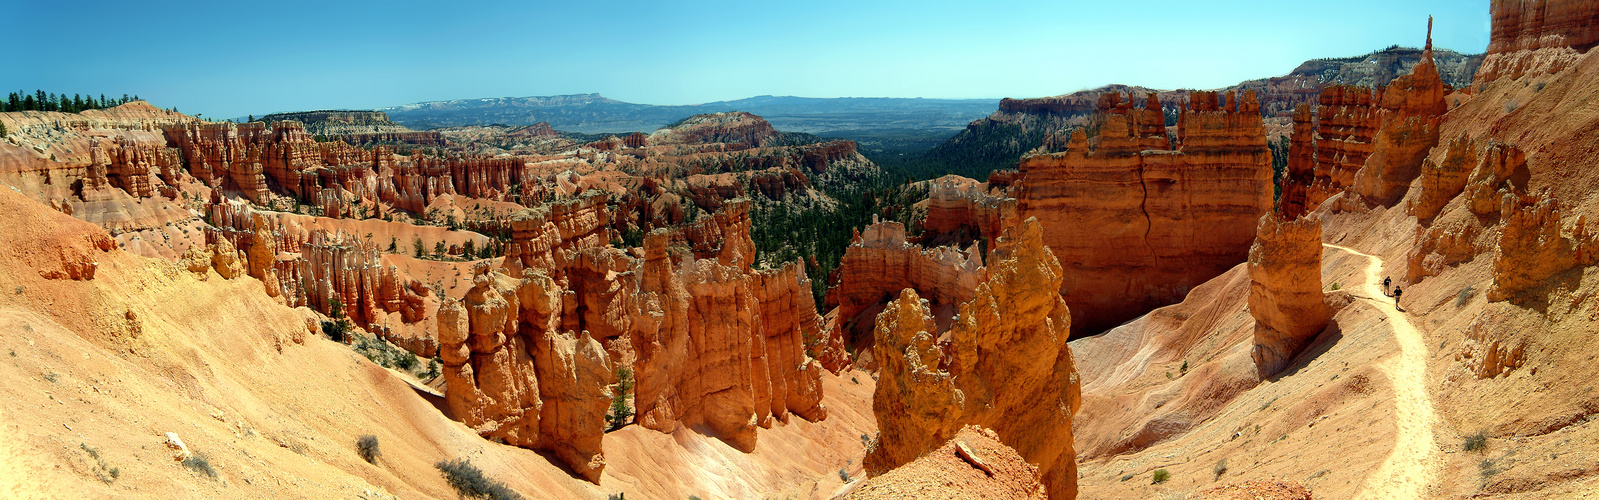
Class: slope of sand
1073,238,1418,499
0,184,876,499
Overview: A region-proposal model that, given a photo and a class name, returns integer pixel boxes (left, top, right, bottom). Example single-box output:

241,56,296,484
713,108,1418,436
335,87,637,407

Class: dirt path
1324,243,1438,499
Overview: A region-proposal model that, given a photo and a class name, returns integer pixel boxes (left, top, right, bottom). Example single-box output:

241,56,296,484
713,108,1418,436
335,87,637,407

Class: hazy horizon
4,0,1488,119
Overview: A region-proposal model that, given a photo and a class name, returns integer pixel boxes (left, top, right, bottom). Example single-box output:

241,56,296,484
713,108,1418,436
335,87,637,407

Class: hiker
1393,285,1403,308
1383,276,1391,293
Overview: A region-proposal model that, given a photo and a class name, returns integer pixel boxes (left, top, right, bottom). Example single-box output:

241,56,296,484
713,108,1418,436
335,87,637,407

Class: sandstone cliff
826,221,986,349
1012,91,1273,334
865,218,1080,499
1350,24,1449,206
1282,22,1448,214
1477,0,1599,81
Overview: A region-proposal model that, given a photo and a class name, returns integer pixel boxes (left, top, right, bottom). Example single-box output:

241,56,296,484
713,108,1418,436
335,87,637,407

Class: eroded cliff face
1013,91,1273,334
865,218,1081,499
1282,24,1449,215
1350,29,1449,205
826,221,986,349
1478,0,1599,81
921,174,1018,250
434,201,839,476
1248,213,1332,378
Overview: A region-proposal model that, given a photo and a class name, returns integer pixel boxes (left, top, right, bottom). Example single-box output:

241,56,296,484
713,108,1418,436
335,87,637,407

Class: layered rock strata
439,203,838,478
865,218,1081,500
921,174,1018,249
1248,213,1332,377
1012,90,1272,334
1282,23,1448,213
826,221,986,346
1350,25,1449,205
1477,0,1599,81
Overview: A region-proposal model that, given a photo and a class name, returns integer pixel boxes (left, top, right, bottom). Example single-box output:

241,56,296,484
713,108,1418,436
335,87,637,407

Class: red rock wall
826,221,987,346
1489,0,1599,53
921,175,1018,250
1284,27,1447,212
1351,38,1448,205
503,192,612,272
1478,1,1599,81
1013,91,1272,335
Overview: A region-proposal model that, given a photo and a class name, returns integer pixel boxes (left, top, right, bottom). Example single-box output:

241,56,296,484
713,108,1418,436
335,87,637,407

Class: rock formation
1350,22,1448,206
1282,21,1448,213
1489,193,1599,300
921,174,1018,249
826,221,986,347
1010,90,1272,334
649,111,780,148
628,225,832,451
1477,0,1599,81
437,265,613,482
1406,141,1529,282
865,218,1080,500
1408,134,1478,221
1248,213,1332,377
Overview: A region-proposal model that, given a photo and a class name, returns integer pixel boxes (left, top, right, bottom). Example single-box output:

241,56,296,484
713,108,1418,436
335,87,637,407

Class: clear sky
2,0,1489,119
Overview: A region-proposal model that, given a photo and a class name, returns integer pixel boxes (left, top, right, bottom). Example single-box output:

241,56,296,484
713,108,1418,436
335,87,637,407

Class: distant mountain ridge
377,94,998,136
887,45,1485,181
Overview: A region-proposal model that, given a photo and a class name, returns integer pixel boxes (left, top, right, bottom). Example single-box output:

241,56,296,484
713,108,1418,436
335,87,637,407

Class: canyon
5,0,1599,498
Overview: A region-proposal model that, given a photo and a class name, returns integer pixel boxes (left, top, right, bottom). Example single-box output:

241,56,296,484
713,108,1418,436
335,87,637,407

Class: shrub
357,435,380,464
322,320,349,343
838,468,851,482
80,443,119,483
607,367,635,431
1152,468,1170,484
1479,459,1499,478
435,458,522,500
182,452,217,479
1456,286,1475,308
1505,99,1519,114
1330,282,1341,291
1464,431,1488,452
1213,458,1228,479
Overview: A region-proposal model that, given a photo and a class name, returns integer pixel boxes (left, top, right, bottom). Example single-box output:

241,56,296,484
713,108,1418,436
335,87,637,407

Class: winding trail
1324,243,1438,499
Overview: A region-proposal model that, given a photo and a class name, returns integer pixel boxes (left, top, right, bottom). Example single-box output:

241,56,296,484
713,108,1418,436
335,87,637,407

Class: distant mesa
260,109,445,146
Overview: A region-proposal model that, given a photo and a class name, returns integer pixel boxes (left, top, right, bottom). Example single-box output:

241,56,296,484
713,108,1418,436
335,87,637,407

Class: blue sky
2,0,1489,119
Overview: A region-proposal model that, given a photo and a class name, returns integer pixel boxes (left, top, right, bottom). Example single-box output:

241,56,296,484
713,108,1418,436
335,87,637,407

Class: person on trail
1384,276,1392,293
1393,285,1403,308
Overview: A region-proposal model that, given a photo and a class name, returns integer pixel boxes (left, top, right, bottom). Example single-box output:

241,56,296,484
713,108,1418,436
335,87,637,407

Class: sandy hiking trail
1325,243,1439,499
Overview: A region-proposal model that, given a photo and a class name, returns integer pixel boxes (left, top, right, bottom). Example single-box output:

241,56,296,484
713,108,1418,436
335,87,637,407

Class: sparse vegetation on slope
435,458,522,500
